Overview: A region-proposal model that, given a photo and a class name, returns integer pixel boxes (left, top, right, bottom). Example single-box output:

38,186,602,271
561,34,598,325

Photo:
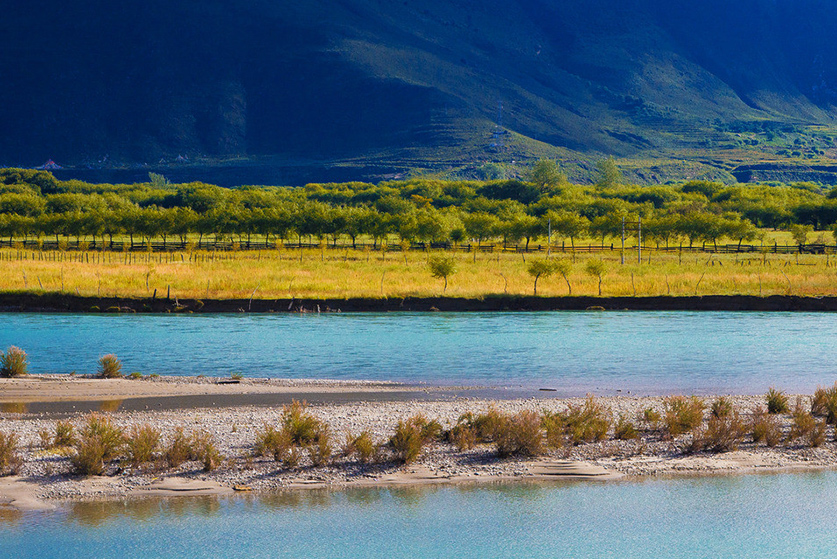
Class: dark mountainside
3,0,837,182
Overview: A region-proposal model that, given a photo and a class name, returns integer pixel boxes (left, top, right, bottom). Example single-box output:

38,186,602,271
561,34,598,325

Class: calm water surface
2,311,836,395
3,473,837,558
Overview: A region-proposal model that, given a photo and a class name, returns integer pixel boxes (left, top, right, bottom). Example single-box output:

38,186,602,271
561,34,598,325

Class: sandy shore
1,376,836,511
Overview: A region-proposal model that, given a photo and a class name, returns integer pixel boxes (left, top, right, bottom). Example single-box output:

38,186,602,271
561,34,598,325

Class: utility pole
637,215,642,264
621,216,625,265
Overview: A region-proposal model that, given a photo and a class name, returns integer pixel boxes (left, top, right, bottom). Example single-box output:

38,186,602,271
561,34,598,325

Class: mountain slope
2,0,837,178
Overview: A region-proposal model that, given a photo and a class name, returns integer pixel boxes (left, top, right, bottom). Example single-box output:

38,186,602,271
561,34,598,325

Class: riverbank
1,377,836,510
3,292,837,313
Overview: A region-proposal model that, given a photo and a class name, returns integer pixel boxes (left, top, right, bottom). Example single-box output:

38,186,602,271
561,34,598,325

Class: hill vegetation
1,169,836,250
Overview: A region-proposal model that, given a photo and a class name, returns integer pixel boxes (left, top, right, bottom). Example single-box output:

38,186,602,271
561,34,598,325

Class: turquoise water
2,311,836,395
4,473,837,558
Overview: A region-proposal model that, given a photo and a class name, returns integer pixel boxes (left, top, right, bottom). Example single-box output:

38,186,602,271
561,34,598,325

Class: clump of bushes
690,411,746,453
390,414,443,464
191,430,223,472
254,424,293,463
39,420,76,449
494,410,544,457
255,400,333,468
789,399,826,447
447,422,477,451
710,397,733,418
343,431,378,463
124,424,161,468
614,415,639,440
541,411,565,448
71,414,125,475
663,396,705,436
640,407,662,431
164,427,194,468
308,425,332,466
811,384,837,424
766,387,789,414
454,408,504,444
282,400,322,445
0,346,28,378
750,406,783,447
98,354,123,379
562,396,612,444
0,432,23,475
450,407,547,457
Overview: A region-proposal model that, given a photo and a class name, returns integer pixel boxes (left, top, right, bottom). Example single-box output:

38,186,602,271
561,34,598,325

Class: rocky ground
1,381,836,509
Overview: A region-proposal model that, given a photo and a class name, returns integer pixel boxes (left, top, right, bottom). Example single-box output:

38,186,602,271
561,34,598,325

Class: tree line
1,165,836,250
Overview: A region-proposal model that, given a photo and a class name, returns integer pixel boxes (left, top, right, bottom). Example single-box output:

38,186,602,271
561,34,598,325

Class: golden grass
0,247,836,299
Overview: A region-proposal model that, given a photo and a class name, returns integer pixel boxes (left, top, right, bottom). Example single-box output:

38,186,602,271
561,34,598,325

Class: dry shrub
98,354,123,379
563,395,611,444
54,420,76,447
164,427,194,468
191,430,223,472
447,424,477,451
810,420,827,447
343,431,377,463
284,448,302,468
308,425,332,466
0,432,23,475
811,384,837,424
614,415,640,440
788,399,826,447
641,407,662,430
71,414,124,476
541,412,565,448
0,346,28,378
282,400,322,445
390,415,442,464
494,410,544,458
663,396,705,436
766,387,789,414
691,412,746,453
38,429,52,449
750,406,783,447
710,397,734,418
125,424,161,468
457,408,504,443
254,424,293,462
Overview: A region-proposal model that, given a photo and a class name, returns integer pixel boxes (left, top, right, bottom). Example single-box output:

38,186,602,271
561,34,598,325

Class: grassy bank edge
1,292,837,313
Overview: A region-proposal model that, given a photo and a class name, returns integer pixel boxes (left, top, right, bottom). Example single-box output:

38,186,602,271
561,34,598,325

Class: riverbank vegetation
2,167,837,299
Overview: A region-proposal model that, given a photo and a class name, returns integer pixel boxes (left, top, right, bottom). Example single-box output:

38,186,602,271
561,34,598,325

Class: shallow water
2,311,836,395
4,472,837,558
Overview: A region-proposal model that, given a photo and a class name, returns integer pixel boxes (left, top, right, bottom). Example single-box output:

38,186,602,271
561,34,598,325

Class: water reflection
0,506,23,525
1,402,29,414
98,400,123,413
67,496,222,526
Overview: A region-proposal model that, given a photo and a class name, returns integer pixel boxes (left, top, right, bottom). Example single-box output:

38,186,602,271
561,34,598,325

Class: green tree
527,259,556,296
529,160,566,192
585,259,607,296
595,157,623,189
428,255,457,292
789,223,813,246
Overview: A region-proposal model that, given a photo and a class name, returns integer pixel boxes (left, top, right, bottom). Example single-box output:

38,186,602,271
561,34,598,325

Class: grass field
1,245,835,300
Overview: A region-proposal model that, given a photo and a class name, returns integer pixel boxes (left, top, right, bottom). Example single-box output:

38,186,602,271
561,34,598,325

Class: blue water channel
3,472,837,558
2,311,836,395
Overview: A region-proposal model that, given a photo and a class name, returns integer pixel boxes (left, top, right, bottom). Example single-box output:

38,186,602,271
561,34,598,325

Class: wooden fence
0,238,834,255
